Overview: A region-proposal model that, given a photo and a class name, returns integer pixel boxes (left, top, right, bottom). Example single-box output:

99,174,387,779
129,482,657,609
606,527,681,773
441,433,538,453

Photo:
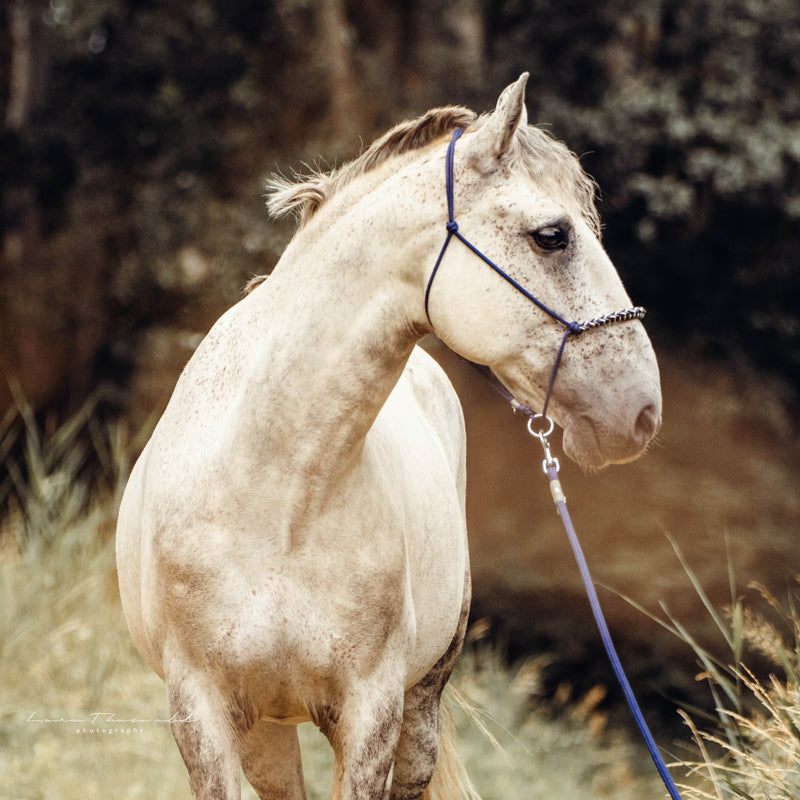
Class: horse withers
116,74,660,800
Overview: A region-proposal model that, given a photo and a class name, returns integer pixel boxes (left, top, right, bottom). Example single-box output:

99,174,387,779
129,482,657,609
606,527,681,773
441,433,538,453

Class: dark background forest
2,0,799,425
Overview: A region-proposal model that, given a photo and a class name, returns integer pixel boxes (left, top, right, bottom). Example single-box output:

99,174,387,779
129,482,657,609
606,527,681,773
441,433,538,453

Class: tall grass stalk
621,535,800,800
0,390,132,547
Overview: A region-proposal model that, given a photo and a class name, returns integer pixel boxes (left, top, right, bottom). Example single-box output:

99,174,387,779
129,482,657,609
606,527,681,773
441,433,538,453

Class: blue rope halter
424,128,646,418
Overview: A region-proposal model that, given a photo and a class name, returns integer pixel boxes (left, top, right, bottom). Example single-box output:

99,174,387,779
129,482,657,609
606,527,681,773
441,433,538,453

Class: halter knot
567,321,583,336
446,220,459,233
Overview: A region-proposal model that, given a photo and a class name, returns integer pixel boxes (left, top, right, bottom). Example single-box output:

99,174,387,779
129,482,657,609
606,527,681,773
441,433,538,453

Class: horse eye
531,226,568,251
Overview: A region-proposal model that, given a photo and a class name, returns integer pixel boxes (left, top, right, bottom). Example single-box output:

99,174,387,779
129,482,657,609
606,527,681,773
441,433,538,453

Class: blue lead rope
532,427,683,800
426,125,682,796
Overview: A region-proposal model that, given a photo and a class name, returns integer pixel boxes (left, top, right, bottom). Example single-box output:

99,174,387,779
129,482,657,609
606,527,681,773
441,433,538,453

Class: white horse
116,74,661,800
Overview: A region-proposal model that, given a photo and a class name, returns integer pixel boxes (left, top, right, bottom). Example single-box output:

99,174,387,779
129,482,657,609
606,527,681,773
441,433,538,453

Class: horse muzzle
561,394,662,470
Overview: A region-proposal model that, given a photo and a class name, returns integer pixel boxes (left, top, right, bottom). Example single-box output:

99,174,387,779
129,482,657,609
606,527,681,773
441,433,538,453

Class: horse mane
266,106,477,227
267,105,600,237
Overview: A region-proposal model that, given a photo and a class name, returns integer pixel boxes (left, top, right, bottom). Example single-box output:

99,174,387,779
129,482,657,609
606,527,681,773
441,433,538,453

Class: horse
115,73,661,800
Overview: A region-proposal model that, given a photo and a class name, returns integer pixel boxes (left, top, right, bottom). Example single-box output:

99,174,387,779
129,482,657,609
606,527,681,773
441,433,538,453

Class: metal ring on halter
526,414,554,440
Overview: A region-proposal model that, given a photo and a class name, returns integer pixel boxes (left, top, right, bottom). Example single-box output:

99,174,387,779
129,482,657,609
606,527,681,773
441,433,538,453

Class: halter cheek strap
425,128,646,419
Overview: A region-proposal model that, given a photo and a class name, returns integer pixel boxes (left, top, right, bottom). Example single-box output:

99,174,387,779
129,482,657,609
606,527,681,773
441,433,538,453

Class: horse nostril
635,403,660,442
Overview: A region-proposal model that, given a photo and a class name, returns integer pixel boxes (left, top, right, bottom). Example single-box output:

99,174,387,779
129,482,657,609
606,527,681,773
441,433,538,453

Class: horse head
424,74,661,469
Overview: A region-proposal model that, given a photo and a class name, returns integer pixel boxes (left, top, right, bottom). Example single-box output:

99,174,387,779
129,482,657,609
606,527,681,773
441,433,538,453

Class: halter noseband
424,128,646,419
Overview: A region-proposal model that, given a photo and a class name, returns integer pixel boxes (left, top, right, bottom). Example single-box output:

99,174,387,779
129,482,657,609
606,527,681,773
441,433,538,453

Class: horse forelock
267,105,600,238
266,106,477,227
505,124,602,238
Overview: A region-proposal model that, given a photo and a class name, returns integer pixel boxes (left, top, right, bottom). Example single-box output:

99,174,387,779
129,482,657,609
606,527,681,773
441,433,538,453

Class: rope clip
526,415,559,473
526,415,566,507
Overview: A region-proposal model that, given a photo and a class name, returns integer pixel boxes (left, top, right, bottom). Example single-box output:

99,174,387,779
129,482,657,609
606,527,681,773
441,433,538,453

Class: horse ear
468,73,529,168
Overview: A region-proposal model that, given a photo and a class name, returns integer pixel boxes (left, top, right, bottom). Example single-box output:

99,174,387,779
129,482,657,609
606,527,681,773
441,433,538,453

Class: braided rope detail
575,306,646,333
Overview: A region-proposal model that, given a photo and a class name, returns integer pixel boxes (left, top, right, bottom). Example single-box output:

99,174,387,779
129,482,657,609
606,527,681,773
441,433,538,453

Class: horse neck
242,157,439,486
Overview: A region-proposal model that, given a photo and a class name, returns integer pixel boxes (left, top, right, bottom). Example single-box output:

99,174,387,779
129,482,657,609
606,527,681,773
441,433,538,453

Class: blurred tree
1,0,799,421
319,0,360,139
5,0,50,130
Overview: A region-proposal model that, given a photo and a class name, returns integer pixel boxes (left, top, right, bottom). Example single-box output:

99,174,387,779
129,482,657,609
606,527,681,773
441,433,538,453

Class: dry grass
618,536,800,800
674,602,800,800
0,405,665,799
0,526,662,800
447,644,664,799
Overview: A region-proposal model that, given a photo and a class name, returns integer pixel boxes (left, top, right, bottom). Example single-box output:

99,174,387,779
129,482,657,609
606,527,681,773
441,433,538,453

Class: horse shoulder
392,345,466,498
375,347,468,684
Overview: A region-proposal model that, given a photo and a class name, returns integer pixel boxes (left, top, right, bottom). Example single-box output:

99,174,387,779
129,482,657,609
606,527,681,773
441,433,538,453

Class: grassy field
0,505,666,800
3,405,799,799
0,408,670,799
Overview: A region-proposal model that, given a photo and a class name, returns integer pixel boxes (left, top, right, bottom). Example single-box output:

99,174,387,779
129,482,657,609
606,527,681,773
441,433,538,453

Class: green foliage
493,0,800,220
1,1,284,341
